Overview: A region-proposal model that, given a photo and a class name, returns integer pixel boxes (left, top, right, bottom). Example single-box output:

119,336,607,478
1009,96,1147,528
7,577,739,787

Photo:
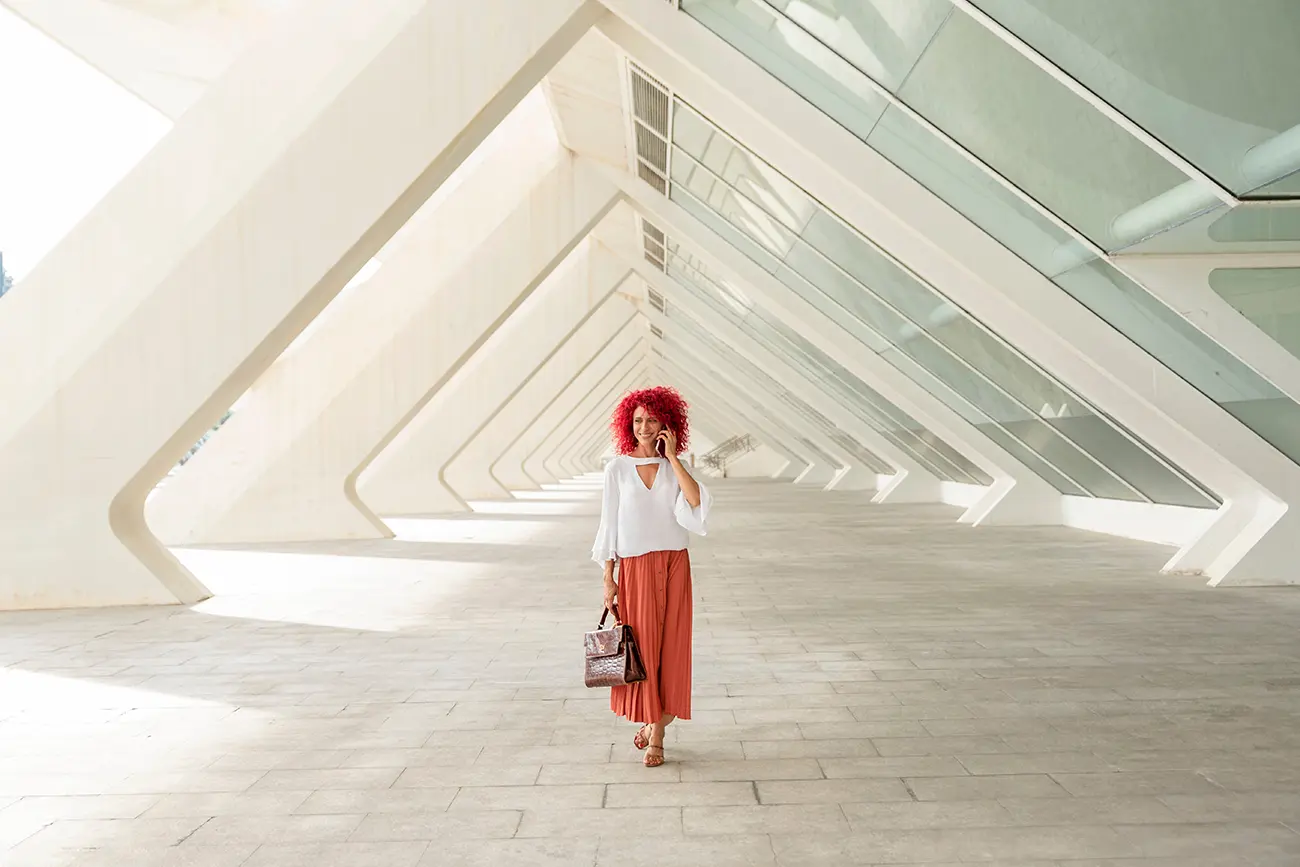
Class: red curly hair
610,386,691,456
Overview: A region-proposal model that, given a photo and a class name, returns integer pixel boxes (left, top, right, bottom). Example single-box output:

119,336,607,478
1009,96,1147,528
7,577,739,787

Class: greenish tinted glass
665,316,893,473
681,0,1219,249
666,247,992,484
668,101,1219,507
679,0,891,142
970,0,1300,197
867,106,1095,277
1208,268,1300,363
1209,204,1300,243
1053,260,1300,468
895,12,1207,251
678,0,1298,486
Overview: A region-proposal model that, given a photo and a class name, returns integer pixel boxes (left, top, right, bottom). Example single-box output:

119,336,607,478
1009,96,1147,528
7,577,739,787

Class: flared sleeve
591,460,620,564
674,477,712,536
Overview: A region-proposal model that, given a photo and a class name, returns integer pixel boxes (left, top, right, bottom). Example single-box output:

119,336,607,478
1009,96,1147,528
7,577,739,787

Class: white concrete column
149,154,619,545
653,353,813,482
523,345,648,486
493,322,644,492
149,93,571,543
0,0,601,609
445,299,639,501
535,361,650,482
357,241,632,515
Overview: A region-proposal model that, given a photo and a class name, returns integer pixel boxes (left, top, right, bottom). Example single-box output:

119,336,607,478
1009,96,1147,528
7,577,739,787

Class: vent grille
650,324,664,340
635,124,668,172
640,217,668,275
628,62,673,198
648,288,666,312
637,161,667,195
629,63,670,136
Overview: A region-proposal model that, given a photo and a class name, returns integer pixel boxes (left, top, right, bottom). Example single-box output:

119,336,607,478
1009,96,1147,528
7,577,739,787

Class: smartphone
656,431,667,456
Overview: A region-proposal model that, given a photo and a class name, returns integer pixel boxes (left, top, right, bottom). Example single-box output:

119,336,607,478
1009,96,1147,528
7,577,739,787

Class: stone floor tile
683,804,848,836
907,774,1071,801
515,807,682,839
819,756,968,779
1051,770,1227,797
958,752,1118,775
997,795,1179,825
840,799,1013,831
349,809,521,841
536,762,682,784
185,813,365,845
871,736,1015,757
756,778,912,805
249,768,401,791
597,834,775,866
393,764,541,788
242,841,429,867
294,787,458,814
605,781,757,808
678,760,824,783
417,837,599,867
448,784,604,811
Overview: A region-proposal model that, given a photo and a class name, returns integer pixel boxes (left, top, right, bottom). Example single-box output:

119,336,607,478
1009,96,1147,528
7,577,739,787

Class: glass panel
666,247,991,484
680,0,890,142
681,0,1220,250
895,12,1210,251
970,0,1300,197
665,319,894,473
1209,204,1300,243
867,106,1095,277
1208,268,1300,362
678,0,1299,489
1250,169,1300,199
668,101,1220,507
1056,260,1300,466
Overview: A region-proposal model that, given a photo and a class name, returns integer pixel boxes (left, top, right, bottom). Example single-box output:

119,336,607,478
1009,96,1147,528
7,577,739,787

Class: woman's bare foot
633,724,652,751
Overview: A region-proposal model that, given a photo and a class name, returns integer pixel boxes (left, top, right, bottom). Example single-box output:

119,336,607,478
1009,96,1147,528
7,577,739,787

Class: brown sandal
633,724,652,751
644,744,665,768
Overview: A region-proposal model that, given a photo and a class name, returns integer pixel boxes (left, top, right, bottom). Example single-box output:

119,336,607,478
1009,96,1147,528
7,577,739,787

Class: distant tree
0,253,11,298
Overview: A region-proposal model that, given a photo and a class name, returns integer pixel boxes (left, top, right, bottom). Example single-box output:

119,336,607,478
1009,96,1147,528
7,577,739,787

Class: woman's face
632,405,664,451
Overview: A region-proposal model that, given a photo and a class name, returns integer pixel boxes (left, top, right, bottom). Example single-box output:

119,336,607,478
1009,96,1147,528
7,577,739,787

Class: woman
591,386,711,768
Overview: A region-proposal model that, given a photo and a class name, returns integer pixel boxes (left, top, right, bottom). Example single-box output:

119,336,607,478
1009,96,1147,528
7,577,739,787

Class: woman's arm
667,452,702,509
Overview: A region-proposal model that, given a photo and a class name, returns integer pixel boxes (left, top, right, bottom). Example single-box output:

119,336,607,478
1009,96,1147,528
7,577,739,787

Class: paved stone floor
2,479,1300,866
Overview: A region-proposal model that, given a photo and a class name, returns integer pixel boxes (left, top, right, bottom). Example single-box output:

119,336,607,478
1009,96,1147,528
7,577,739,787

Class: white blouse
591,456,712,564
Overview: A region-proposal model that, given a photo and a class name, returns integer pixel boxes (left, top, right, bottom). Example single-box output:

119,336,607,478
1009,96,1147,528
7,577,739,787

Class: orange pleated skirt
610,548,693,724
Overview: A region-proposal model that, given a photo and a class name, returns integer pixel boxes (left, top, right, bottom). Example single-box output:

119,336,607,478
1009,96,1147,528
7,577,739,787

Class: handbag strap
599,604,620,627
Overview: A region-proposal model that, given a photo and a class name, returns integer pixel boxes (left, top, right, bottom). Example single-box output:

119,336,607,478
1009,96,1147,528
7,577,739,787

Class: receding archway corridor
2,479,1299,866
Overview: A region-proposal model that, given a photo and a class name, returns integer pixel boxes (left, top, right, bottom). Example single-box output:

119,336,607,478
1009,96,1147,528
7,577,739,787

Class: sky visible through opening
0,7,171,282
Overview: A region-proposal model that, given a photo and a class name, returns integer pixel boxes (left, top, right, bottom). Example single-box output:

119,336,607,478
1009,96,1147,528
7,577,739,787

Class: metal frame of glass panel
659,237,993,485
666,1,1300,489
656,305,890,474
665,98,1218,507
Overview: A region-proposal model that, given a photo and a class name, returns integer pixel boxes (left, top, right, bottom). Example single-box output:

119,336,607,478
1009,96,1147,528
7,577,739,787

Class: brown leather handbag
584,604,647,688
